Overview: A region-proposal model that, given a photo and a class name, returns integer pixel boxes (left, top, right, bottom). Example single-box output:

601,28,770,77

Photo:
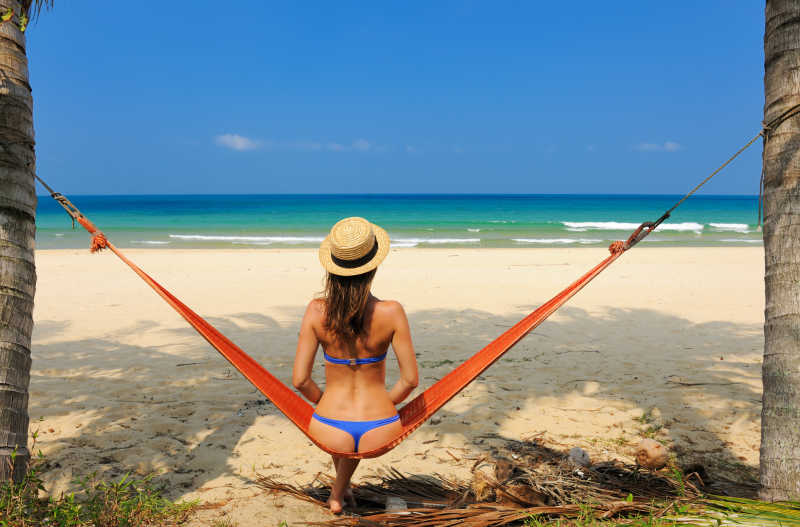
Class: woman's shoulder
373,299,407,319
304,298,327,321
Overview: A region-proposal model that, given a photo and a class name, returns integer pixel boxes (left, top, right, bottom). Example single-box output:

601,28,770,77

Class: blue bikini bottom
312,413,400,452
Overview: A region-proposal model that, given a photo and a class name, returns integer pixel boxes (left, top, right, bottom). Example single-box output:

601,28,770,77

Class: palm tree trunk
0,0,36,482
760,0,800,502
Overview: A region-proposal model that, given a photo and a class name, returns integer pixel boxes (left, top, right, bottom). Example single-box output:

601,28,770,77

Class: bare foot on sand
328,488,355,514
327,496,344,515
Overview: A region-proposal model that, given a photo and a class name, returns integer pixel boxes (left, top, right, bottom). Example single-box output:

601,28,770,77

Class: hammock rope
34,109,798,458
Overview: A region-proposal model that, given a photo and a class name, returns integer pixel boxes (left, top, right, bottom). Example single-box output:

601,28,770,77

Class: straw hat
319,217,390,276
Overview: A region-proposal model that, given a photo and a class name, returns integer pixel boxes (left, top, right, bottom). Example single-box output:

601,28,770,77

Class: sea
35,194,762,250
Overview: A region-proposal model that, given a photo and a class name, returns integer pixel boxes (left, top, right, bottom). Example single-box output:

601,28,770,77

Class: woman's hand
293,300,323,404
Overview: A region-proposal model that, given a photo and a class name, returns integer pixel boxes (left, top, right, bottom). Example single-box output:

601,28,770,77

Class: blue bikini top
323,351,388,366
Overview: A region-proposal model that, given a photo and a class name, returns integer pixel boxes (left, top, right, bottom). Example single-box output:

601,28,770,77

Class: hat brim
318,224,390,277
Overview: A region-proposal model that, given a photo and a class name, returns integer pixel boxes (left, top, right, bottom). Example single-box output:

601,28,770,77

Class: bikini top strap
323,351,388,366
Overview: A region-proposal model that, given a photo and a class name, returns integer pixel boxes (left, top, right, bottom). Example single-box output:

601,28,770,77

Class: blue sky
29,2,763,195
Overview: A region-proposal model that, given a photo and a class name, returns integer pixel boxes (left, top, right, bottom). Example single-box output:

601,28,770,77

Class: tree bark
761,0,800,502
0,0,35,482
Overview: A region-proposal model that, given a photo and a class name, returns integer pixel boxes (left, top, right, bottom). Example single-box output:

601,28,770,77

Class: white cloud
215,133,261,151
214,135,380,153
352,139,371,152
635,141,682,152
323,139,374,152
326,142,346,152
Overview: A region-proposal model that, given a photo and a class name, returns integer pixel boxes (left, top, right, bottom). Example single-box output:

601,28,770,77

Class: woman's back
302,296,409,419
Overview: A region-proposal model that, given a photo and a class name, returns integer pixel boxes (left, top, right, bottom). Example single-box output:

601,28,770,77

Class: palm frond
258,437,705,526
259,437,797,526
697,495,800,526
23,0,53,20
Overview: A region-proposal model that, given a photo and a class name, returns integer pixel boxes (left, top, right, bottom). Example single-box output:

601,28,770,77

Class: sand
30,247,764,525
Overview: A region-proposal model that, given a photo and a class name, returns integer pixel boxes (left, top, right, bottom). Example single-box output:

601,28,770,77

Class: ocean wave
132,240,170,245
719,238,762,243
709,223,750,233
563,221,703,232
392,237,480,244
467,228,480,232
513,238,603,244
169,234,325,243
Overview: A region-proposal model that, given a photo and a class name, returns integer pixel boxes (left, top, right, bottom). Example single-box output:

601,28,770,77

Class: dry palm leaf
257,437,706,526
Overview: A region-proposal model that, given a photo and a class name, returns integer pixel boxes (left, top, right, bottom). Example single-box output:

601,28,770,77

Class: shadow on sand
30,302,761,499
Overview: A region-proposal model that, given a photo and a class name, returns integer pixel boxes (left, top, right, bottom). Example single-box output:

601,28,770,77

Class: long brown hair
323,269,376,342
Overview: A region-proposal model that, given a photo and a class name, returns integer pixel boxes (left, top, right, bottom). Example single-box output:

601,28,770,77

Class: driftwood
257,437,704,526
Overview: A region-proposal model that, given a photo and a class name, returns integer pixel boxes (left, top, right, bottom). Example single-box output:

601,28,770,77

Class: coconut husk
635,438,669,470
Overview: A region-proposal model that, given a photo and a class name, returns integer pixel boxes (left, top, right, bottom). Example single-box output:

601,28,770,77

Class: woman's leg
330,456,356,507
328,457,360,514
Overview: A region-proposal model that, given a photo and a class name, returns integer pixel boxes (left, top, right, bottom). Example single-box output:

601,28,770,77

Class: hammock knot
90,232,108,253
608,241,625,255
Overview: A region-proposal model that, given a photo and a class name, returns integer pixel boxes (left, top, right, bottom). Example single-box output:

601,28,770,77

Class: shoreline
30,246,764,525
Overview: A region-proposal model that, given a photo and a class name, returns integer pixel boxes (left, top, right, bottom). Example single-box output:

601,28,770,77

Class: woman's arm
292,300,323,404
387,302,419,404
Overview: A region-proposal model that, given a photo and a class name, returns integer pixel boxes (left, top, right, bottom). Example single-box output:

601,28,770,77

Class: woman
292,217,419,514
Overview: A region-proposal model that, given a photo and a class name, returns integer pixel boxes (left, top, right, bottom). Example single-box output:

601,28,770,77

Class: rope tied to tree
605,101,800,241
34,174,110,252
757,102,800,226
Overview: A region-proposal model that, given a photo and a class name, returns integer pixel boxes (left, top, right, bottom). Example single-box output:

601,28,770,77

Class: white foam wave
563,221,703,232
54,233,65,237
563,221,638,232
513,238,603,244
709,223,750,233
719,238,762,243
392,237,480,244
391,242,419,248
169,234,324,243
132,240,170,245
467,228,480,232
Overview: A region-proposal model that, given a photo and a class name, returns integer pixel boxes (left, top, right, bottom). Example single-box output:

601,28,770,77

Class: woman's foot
327,496,344,514
327,488,355,514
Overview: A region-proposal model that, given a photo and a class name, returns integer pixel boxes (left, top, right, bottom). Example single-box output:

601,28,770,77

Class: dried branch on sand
257,438,705,526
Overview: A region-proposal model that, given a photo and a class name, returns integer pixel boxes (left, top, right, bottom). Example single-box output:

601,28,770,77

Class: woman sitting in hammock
292,217,419,514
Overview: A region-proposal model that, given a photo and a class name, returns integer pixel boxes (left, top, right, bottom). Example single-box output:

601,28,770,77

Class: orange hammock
43,190,658,459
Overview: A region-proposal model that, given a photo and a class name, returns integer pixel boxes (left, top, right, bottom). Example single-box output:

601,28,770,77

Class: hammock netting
66,212,633,459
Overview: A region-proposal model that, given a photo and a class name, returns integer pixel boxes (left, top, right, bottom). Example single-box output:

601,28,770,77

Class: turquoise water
35,194,762,249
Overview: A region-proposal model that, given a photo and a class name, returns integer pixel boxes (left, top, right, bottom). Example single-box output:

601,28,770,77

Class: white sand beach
30,247,764,525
